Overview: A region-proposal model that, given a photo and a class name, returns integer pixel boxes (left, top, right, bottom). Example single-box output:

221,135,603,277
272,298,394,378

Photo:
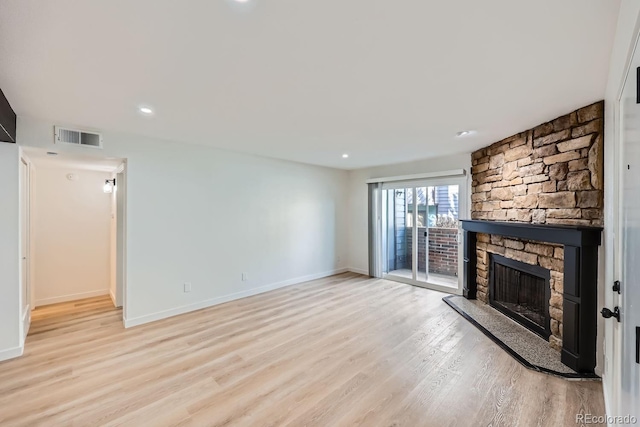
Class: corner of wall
0,345,24,363
0,143,21,363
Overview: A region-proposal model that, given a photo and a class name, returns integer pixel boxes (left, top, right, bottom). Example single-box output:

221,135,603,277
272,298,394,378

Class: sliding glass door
382,187,413,279
380,178,464,293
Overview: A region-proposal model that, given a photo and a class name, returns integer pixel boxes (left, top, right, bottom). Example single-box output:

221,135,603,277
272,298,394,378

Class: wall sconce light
104,178,116,194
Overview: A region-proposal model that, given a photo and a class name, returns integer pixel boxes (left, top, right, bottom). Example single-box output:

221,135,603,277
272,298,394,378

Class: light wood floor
0,273,605,426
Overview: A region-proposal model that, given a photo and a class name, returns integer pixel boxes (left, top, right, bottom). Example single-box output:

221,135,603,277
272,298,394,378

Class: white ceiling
0,0,621,170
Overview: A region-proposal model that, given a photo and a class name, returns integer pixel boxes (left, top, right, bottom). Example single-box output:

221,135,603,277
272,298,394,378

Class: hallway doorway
19,147,127,336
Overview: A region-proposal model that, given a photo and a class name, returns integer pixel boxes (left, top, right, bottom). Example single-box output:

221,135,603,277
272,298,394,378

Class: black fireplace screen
489,254,551,339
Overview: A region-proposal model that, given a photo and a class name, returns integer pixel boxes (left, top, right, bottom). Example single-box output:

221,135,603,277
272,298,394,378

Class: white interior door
620,59,640,417
115,168,126,309
19,157,31,337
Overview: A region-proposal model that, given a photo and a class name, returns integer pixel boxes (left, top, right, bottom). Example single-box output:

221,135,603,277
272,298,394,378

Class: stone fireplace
462,101,604,373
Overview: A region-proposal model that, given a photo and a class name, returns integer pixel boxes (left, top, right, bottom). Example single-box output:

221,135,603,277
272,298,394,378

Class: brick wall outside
406,227,458,276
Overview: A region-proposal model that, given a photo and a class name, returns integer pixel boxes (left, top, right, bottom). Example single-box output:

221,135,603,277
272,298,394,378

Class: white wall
33,167,112,306
0,143,21,361
346,154,472,273
603,0,640,419
17,117,349,327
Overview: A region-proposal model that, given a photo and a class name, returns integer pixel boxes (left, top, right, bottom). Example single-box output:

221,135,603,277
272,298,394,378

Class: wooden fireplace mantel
460,220,603,374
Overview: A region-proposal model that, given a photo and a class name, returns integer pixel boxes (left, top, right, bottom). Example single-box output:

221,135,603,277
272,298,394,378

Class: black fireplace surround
461,220,603,374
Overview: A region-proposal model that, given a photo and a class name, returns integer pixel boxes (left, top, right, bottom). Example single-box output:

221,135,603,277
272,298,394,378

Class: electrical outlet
184,282,191,293
242,272,248,282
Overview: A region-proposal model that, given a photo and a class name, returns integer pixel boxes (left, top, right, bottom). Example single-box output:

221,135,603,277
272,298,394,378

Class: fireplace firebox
489,254,551,339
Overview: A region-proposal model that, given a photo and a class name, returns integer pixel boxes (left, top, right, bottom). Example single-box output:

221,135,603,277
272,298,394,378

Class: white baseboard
35,289,110,307
22,306,30,342
124,268,348,328
0,345,24,363
347,267,369,276
109,289,117,307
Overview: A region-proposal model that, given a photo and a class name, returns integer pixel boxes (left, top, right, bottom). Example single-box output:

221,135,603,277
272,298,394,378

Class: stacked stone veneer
470,101,604,351
471,101,604,226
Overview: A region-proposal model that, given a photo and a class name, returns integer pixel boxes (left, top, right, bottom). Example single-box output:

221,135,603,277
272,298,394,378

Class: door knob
601,307,620,322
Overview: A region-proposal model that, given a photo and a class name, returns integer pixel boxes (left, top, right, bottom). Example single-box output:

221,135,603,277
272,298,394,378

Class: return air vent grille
54,126,103,148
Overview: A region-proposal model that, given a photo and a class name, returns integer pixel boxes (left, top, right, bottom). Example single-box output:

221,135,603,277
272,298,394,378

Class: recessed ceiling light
342,154,349,159
139,106,154,115
226,0,253,10
456,130,475,137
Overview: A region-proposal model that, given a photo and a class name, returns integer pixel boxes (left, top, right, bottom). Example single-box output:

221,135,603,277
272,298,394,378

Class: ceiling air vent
54,126,103,149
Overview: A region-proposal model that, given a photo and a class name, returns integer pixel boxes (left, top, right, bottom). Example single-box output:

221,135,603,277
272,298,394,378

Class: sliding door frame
378,175,468,295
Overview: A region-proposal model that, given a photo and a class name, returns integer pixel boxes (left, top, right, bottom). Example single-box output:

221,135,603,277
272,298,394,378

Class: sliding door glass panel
414,187,428,283
380,189,389,276
416,184,459,288
384,188,413,280
379,177,465,294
